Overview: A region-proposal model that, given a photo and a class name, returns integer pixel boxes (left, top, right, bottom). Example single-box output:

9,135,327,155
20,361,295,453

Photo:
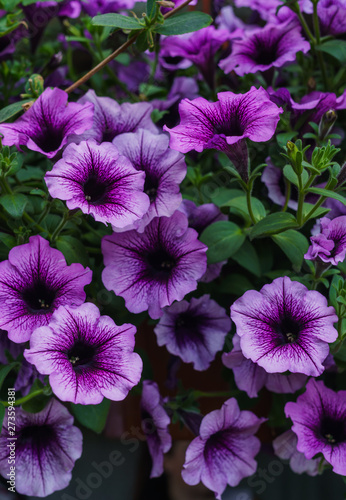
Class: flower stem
282,180,291,212
65,0,195,94
1,389,45,408
246,186,257,225
192,390,240,399
312,0,329,90
295,5,315,44
50,211,70,242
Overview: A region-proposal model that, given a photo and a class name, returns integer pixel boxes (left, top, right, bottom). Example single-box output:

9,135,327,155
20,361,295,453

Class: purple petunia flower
15,358,45,396
0,235,92,343
101,211,207,319
273,430,321,476
141,380,172,478
318,0,346,35
285,379,346,475
222,334,307,398
0,398,82,497
262,157,298,210
154,295,231,371
304,216,346,265
151,77,199,112
24,303,142,404
219,21,310,77
0,333,24,364
82,0,136,16
112,129,186,231
231,276,338,377
158,27,230,88
164,87,282,180
182,398,265,499
178,200,227,283
45,140,150,227
0,87,94,158
72,89,158,144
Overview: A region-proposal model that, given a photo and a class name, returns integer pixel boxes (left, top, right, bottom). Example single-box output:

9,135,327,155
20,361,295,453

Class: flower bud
318,109,337,141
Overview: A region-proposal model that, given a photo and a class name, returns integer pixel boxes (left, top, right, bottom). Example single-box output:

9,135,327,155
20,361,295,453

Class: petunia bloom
273,430,321,476
230,276,338,377
45,140,150,227
101,210,207,319
178,200,227,282
318,0,346,36
24,303,142,404
182,398,265,499
112,129,186,231
154,295,231,371
285,379,346,476
72,89,158,144
219,21,310,77
0,87,94,158
222,334,307,398
304,216,346,265
141,380,172,478
0,235,92,343
0,399,82,497
164,87,282,181
82,0,136,16
262,157,298,210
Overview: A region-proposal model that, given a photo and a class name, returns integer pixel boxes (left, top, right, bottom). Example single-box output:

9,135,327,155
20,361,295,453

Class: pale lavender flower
304,216,346,265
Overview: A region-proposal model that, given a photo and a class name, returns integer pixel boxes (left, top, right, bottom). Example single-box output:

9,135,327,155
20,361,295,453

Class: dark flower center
68,341,96,369
214,116,244,137
320,416,346,445
147,250,176,275
276,314,302,344
22,281,56,313
20,424,56,449
83,176,108,203
34,126,64,153
102,128,116,143
163,56,184,65
204,429,233,461
144,175,159,203
175,313,202,347
253,38,279,66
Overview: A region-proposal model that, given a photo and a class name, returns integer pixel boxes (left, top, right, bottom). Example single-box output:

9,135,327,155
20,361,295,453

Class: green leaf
231,240,261,277
217,273,253,295
56,235,89,267
0,403,5,432
200,221,245,264
0,100,32,124
250,212,298,240
155,12,212,35
0,232,16,249
276,131,298,148
316,40,346,64
307,187,346,205
22,379,51,413
210,188,244,207
0,194,28,218
283,164,308,187
0,363,19,391
226,196,266,223
301,203,330,219
151,109,169,123
92,13,143,30
71,398,111,433
272,230,309,270
147,0,156,18
135,30,149,52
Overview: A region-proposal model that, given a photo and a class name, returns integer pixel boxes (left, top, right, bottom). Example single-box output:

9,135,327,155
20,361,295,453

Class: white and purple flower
304,216,346,265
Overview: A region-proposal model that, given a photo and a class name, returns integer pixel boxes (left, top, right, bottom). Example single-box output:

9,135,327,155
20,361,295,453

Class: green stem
22,212,47,234
296,176,305,226
246,186,256,225
193,390,240,399
1,389,44,408
282,180,291,212
50,212,70,242
296,7,315,44
312,1,329,90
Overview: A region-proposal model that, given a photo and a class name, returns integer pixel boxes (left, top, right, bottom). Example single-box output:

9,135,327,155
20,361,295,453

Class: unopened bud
157,0,175,7
22,101,34,112
319,109,337,140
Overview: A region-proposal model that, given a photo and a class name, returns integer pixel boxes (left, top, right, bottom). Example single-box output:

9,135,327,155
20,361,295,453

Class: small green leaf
250,212,298,240
151,108,169,123
0,100,32,124
211,188,244,207
0,232,16,249
217,273,253,296
272,230,309,270
276,131,298,147
200,221,245,264
92,13,143,30
0,194,28,218
56,235,89,267
301,203,330,220
147,0,156,18
307,187,346,205
316,40,346,64
0,363,19,391
155,12,212,35
226,196,266,223
135,30,150,52
231,240,261,277
283,164,308,187
71,398,111,434
22,379,51,413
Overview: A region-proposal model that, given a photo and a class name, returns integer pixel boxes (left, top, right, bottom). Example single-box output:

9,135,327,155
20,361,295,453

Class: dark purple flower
141,380,172,478
24,303,142,404
273,430,321,476
234,0,309,22
182,398,265,499
159,35,193,71
179,200,227,283
0,235,92,343
82,0,136,16
219,21,310,76
151,77,199,111
231,276,338,376
73,89,158,144
164,86,282,155
215,5,247,32
101,211,207,319
222,334,307,398
45,140,149,227
154,295,231,371
304,216,346,265
318,0,346,35
0,333,24,364
0,398,82,497
112,129,186,231
0,87,94,158
262,157,298,210
285,379,346,475
15,358,45,396
159,27,230,87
